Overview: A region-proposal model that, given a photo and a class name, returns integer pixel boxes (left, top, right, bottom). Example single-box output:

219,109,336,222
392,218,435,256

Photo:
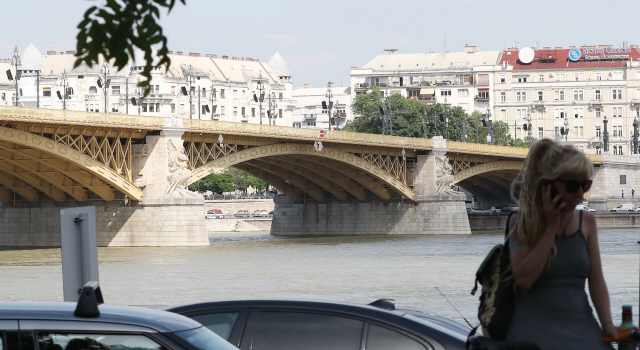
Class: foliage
75,0,186,97
346,89,528,147
187,168,269,194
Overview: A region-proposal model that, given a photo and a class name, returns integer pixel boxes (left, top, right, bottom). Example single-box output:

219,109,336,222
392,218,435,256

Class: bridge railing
0,106,164,128
185,119,434,149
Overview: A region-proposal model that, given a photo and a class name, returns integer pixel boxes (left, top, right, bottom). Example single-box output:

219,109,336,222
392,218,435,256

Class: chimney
189,52,200,57
177,51,183,55
543,47,551,50
222,55,228,59
329,83,334,88
167,51,173,54
383,49,399,55
569,46,575,49
555,47,562,50
47,51,56,55
212,54,217,58
246,57,252,61
464,45,479,53
59,52,64,55
303,84,311,88
66,51,76,55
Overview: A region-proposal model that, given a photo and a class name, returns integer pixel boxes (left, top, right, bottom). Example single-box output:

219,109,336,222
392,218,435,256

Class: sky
1,0,639,89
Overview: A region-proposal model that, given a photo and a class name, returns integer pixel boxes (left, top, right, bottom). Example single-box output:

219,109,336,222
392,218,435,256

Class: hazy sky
1,0,639,89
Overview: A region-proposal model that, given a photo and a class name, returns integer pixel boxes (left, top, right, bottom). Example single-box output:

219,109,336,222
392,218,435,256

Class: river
1,229,639,326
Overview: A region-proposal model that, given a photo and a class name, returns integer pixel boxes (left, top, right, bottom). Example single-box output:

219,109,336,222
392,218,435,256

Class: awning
420,87,435,95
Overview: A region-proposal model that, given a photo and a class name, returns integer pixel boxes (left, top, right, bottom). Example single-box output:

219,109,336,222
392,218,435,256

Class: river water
1,229,640,326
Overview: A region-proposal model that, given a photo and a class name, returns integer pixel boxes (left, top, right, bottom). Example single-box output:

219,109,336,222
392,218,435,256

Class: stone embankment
469,212,640,232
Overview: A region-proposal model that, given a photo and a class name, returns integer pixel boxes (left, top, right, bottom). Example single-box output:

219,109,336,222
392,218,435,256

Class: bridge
0,106,610,246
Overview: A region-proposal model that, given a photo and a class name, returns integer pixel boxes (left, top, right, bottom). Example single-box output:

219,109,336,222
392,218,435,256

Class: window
538,74,544,82
595,127,601,137
595,72,602,80
500,74,506,83
500,109,507,121
538,127,544,139
306,122,316,126
573,90,583,101
221,89,225,98
367,324,427,350
43,87,51,97
142,103,148,112
612,89,622,100
191,312,240,340
596,145,602,154
221,106,226,115
517,76,527,83
478,91,489,99
279,109,283,118
537,91,543,101
573,107,584,118
242,90,246,99
458,89,469,97
612,71,623,80
233,106,238,117
554,107,565,119
89,86,97,94
241,107,245,116
112,104,119,112
613,125,623,137
614,145,622,155
171,86,176,94
440,90,451,96
149,103,154,112
554,90,565,101
516,91,526,102
202,105,208,114
233,89,237,98
612,106,622,118
252,108,256,117
171,103,175,113
555,73,566,82
38,333,165,350
293,122,301,127
595,107,602,118
516,108,527,120
112,86,120,95
252,312,363,350
190,104,195,115
574,72,584,81
595,89,601,100
574,126,583,137
279,93,283,101
500,92,506,102
621,175,627,184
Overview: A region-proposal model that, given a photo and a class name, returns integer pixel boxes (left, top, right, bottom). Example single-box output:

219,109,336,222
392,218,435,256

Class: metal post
36,71,40,108
125,78,129,114
423,111,429,138
527,109,532,148
198,89,201,120
603,116,609,152
257,72,264,125
62,69,67,111
564,118,569,142
633,118,639,154
101,61,109,113
489,120,494,145
210,85,216,120
12,46,20,107
188,65,193,119
444,97,448,139
325,82,333,130
462,113,467,142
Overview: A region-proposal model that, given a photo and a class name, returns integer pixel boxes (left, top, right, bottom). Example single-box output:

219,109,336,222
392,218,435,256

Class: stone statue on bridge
165,140,197,197
435,156,457,195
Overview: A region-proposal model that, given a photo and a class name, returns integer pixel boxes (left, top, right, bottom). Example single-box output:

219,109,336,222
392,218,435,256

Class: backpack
470,212,516,340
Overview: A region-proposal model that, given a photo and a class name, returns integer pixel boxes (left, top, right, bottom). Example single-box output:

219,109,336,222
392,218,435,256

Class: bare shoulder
508,212,519,228
579,209,598,242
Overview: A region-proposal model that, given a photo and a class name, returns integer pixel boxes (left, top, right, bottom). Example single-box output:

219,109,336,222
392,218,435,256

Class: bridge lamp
10,46,21,106
99,61,110,113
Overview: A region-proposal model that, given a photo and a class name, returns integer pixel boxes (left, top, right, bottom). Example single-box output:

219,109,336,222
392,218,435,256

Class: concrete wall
468,212,640,231
271,194,471,236
204,199,274,215
0,200,208,247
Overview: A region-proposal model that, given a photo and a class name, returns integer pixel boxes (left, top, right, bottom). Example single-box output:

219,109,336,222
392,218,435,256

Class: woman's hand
541,183,565,236
602,324,640,343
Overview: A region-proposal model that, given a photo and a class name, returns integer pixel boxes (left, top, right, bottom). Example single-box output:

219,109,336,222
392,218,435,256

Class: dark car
1,282,237,350
165,299,468,350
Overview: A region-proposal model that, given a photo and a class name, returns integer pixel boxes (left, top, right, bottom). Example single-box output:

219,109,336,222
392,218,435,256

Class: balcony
589,99,603,106
474,95,490,101
303,114,317,120
532,99,545,106
355,83,370,90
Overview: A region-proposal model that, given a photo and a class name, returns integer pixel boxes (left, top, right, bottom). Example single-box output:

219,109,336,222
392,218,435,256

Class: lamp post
444,97,449,139
563,118,569,142
254,72,265,124
423,110,429,138
603,116,609,152
323,82,334,130
11,46,20,106
526,108,533,148
100,61,110,113
187,65,194,119
60,69,68,110
487,111,494,145
462,111,468,142
633,117,639,154
268,92,277,126
210,84,217,120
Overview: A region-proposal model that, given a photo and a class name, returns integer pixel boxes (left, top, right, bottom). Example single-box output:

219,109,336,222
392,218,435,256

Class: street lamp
379,100,391,135
209,84,217,120
443,97,450,139
99,60,110,113
603,116,609,152
254,72,265,124
10,46,21,106
322,82,334,130
187,65,194,119
462,111,468,142
486,111,494,145
525,108,533,148
267,92,277,126
57,69,69,110
633,117,639,154
563,118,569,142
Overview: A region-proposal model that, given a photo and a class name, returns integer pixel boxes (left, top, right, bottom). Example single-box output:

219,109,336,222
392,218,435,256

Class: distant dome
268,51,290,78
21,43,44,71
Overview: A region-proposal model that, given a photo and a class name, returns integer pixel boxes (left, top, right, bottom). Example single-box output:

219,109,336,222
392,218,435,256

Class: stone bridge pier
270,138,471,236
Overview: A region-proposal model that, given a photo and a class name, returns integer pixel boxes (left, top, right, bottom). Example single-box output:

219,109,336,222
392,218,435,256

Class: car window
38,333,167,350
173,327,238,350
366,324,427,350
252,312,363,350
189,312,239,340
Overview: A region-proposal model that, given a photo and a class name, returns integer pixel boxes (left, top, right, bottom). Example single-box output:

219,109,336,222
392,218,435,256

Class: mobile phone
544,181,562,208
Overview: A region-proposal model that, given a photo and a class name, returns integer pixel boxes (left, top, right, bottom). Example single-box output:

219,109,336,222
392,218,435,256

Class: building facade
291,83,351,130
0,44,296,127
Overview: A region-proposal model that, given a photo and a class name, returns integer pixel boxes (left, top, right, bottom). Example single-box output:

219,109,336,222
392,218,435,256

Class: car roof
164,299,468,340
0,301,202,333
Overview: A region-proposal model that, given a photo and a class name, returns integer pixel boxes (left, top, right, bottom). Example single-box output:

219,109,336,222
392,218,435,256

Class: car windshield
171,326,237,350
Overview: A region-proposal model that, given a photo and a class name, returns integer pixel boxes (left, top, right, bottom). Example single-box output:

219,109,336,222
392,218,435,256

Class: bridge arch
0,126,142,201
188,143,414,201
451,161,523,185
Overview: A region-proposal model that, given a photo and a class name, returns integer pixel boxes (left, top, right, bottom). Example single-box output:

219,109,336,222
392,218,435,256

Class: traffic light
523,124,528,131
560,127,565,135
482,119,487,127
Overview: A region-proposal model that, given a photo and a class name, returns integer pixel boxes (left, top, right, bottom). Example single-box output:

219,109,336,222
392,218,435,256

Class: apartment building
495,44,640,155
292,83,351,130
0,44,295,127
350,46,502,115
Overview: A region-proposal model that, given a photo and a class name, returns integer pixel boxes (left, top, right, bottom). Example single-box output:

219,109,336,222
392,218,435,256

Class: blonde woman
505,139,637,348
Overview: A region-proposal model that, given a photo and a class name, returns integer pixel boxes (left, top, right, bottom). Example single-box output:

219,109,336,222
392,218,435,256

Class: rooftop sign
569,47,631,62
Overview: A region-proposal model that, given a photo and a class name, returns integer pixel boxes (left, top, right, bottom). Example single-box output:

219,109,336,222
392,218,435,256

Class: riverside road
1,228,639,326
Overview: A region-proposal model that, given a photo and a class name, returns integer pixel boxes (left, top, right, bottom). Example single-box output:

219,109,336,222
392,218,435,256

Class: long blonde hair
510,139,593,259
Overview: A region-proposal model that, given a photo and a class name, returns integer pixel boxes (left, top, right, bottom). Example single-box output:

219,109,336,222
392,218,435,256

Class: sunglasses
556,179,593,193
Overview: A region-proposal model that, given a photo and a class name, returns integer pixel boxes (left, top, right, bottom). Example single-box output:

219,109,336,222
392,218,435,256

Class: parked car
611,203,635,212
252,209,269,218
470,208,490,214
165,299,467,350
575,204,596,212
502,204,519,212
1,282,237,350
234,210,250,218
205,209,224,219
268,210,274,216
488,207,502,213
